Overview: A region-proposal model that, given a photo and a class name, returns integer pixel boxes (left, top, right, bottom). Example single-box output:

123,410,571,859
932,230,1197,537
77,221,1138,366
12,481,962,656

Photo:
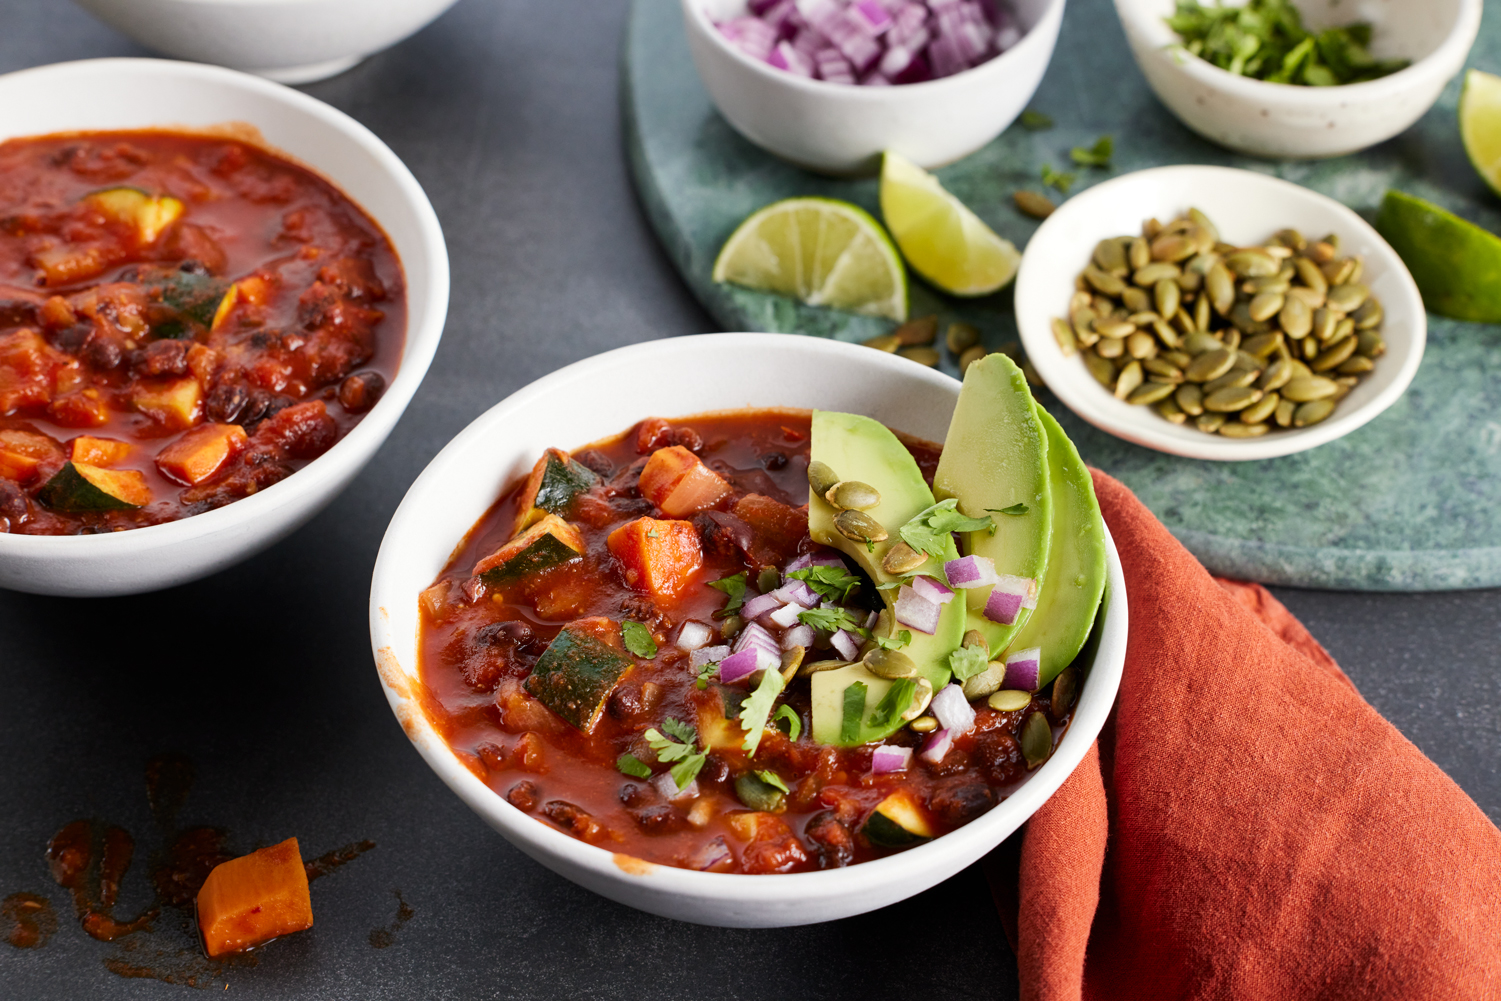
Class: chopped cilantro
645,528,661,538
1041,164,1075,194
899,499,994,561
797,605,862,634
661,716,696,744
622,620,658,658
1070,135,1113,169
645,722,707,789
772,705,802,741
616,753,651,779
840,682,868,743
873,629,913,651
788,565,862,604
1020,110,1053,130
707,572,748,614
989,503,1030,516
949,644,991,682
867,678,916,729
694,661,718,690
740,669,785,755
754,770,790,794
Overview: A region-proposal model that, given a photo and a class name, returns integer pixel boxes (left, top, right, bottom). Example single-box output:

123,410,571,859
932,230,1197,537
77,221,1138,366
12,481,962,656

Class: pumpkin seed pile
1052,210,1387,437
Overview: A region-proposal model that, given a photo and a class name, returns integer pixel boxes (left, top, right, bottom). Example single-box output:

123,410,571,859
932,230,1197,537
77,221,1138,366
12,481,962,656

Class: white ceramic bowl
1015,165,1424,461
680,0,1067,174
1114,0,1481,159
0,58,449,596
369,333,1127,927
70,0,461,84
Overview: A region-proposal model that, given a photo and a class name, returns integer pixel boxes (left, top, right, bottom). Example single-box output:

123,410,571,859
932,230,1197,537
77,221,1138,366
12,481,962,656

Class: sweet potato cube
155,423,247,485
606,517,702,597
639,446,731,517
70,435,132,468
134,378,202,431
196,837,312,958
0,429,63,484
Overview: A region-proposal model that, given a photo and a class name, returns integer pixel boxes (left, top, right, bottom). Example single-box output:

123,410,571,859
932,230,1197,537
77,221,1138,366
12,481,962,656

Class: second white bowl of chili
369,333,1126,927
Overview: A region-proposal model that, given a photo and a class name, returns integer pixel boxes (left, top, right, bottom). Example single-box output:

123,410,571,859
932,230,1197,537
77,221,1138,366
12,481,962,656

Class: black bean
206,381,248,424
803,811,854,869
573,449,613,477
929,780,996,826
506,781,539,812
761,451,789,470
337,370,385,413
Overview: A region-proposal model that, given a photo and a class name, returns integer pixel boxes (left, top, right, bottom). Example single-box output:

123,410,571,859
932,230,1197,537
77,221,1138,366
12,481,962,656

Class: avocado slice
932,354,1052,654
807,410,965,744
1002,404,1107,687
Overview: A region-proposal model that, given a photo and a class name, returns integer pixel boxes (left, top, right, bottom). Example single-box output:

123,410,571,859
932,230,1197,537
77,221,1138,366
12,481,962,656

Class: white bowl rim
1113,0,1483,105
682,0,1068,98
0,57,449,559
1015,164,1426,462
369,332,1127,907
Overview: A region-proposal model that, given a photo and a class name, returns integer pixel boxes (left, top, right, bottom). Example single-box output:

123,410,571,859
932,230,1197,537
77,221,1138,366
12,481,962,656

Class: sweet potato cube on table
195,836,313,958
473,513,585,584
606,517,702,597
156,423,247,485
134,378,202,431
639,445,731,517
70,435,131,468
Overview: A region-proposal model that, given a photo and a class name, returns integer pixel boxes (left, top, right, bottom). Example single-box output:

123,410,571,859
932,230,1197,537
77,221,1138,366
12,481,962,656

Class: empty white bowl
369,332,1127,928
70,0,462,84
1114,0,1481,159
0,59,449,596
1015,165,1425,461
680,0,1067,174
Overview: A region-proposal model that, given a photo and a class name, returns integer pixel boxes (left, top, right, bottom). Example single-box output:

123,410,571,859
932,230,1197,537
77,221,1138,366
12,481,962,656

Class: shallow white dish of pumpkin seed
1014,165,1426,462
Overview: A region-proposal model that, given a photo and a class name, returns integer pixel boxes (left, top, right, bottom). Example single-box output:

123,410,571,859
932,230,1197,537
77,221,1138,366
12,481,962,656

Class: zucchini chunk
37,462,151,512
473,513,585,584
525,619,634,733
513,448,599,533
861,789,936,848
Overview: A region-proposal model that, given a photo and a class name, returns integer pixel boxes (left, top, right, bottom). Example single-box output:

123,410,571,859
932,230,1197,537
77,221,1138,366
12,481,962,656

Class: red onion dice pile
716,0,1023,86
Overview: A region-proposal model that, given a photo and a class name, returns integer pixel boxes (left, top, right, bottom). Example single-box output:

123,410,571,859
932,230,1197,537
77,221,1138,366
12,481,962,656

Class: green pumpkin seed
799,658,850,677
1195,412,1226,433
1327,317,1356,346
1096,336,1124,359
1127,331,1158,360
1279,295,1313,339
946,321,980,354
1189,208,1220,245
863,646,919,679
1262,244,1294,260
1309,240,1336,263
1133,262,1180,286
1173,306,1198,335
1322,257,1356,287
863,333,899,352
894,315,938,345
834,509,887,544
963,629,988,654
1068,290,1092,313
1156,396,1188,424
1302,335,1320,360
1071,305,1097,337
781,646,806,684
1337,355,1375,375
1194,291,1212,331
1163,350,1193,369
1229,302,1271,335
808,460,840,498
1311,336,1358,372
1258,357,1294,392
909,715,939,733
1204,367,1260,393
1128,236,1151,270
1187,252,1220,275
1275,398,1296,427
1356,330,1386,358
829,480,881,511
1184,332,1222,356
1128,381,1176,405
1244,276,1291,295
1293,256,1327,294
1225,250,1279,278
1143,217,1163,239
988,690,1032,712
1346,257,1364,284
1095,319,1136,339
1220,421,1270,438
898,346,940,367
1222,328,1242,351
1206,263,1236,314
1204,386,1263,412
1286,285,1325,310
1289,359,1313,379
1248,292,1284,323
1240,391,1279,424
1128,311,1163,326
1084,265,1126,296
1311,307,1337,342
1325,282,1369,313
881,540,927,575
1120,286,1152,313
1144,357,1184,381
1150,321,1180,350
900,678,935,722
1084,350,1116,386
1175,383,1205,416
1353,297,1383,330
1294,399,1335,427
1281,376,1338,402
1273,227,1306,251
1181,268,1204,293
1094,238,1129,274
1114,360,1144,400
1014,190,1056,219
960,345,987,374
1242,332,1284,358
1185,348,1235,383
1051,317,1077,356
1020,711,1053,769
1151,233,1196,262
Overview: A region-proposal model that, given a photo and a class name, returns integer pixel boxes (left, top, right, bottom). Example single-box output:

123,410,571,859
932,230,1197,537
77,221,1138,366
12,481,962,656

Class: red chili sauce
0,130,405,534
417,411,1070,874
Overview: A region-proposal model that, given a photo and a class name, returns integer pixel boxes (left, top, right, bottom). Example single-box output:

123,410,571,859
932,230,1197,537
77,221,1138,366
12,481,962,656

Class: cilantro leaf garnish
949,644,991,682
645,721,707,789
872,629,913,651
797,605,863,634
1041,164,1075,194
1020,110,1053,130
772,704,802,741
840,682,868,744
899,499,994,560
754,770,790,794
1070,135,1113,169
740,669,785,756
622,620,658,658
694,661,718,690
616,753,651,779
707,571,748,614
788,565,862,604
867,678,917,729
661,716,696,744
989,503,1030,516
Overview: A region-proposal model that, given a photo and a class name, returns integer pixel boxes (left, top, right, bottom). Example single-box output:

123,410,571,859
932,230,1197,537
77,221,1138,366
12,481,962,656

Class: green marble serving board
622,0,1501,591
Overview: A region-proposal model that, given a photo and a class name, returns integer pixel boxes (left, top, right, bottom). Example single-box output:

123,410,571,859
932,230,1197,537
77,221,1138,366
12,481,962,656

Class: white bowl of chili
0,58,448,596
369,333,1126,927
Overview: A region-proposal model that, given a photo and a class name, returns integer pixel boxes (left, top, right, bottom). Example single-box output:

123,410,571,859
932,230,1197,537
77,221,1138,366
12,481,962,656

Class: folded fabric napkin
987,470,1501,1000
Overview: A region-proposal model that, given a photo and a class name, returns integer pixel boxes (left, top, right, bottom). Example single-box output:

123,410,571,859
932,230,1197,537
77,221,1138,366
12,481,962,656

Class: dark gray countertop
0,1,1496,997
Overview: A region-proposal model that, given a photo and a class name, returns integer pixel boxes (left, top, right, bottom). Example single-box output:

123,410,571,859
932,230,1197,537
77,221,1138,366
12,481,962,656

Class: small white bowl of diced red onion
681,0,1068,174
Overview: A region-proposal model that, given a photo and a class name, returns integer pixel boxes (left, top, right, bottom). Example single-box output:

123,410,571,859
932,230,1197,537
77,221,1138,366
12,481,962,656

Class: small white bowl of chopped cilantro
1114,0,1481,159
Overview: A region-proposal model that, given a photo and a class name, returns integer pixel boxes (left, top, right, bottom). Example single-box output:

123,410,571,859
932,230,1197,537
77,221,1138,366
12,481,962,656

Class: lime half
1375,189,1501,322
1460,69,1501,198
712,197,908,321
879,151,1020,297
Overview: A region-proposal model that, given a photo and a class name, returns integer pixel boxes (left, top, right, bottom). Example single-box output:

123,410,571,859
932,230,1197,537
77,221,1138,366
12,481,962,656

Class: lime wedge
1460,69,1501,197
712,197,908,321
879,151,1020,297
1374,189,1501,322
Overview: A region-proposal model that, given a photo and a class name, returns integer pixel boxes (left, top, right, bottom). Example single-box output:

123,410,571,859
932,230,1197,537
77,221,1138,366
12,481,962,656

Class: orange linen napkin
987,470,1501,1001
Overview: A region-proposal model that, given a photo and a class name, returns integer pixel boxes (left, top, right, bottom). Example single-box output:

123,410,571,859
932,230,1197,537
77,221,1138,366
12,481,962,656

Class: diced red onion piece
983,574,1037,625
945,554,998,589
768,602,803,628
927,31,966,76
895,584,941,635
791,25,826,54
748,0,781,14
920,728,953,763
861,69,893,84
997,573,1039,610
931,683,976,735
690,644,730,669
831,628,861,661
689,835,732,872
853,0,893,33
909,574,955,605
735,621,779,655
676,621,713,652
652,772,699,801
779,580,821,608
741,591,781,621
808,550,846,567
783,623,816,650
719,647,760,684
996,24,1020,48
1003,646,1042,691
784,552,813,573
871,744,912,773
863,610,878,629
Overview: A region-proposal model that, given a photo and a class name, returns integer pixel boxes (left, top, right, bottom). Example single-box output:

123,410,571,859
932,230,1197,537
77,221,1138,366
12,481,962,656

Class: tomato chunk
155,423,248,485
0,429,64,484
606,517,702,597
195,837,312,958
639,445,731,517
